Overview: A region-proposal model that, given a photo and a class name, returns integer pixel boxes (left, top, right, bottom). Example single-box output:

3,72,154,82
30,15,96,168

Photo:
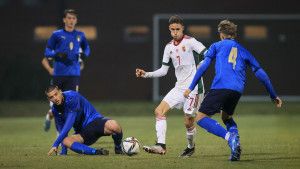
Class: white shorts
163,87,204,116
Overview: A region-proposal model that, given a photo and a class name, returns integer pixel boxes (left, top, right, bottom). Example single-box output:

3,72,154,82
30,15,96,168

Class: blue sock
223,118,239,134
60,144,68,155
197,117,227,139
70,142,96,155
112,131,123,149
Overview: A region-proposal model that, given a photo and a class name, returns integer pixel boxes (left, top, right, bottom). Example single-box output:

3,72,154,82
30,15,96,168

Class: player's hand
48,147,58,156
136,68,146,78
184,89,191,98
272,97,282,108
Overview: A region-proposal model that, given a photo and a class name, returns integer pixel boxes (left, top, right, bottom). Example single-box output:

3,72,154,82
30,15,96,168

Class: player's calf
104,120,123,154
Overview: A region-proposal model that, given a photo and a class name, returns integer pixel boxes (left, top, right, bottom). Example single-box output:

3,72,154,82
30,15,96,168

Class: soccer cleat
179,146,195,157
115,146,124,154
44,119,51,132
143,143,166,155
228,132,241,161
95,148,109,155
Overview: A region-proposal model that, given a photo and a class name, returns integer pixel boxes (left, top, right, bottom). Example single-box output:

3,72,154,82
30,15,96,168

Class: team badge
77,35,81,42
69,42,74,50
182,46,186,52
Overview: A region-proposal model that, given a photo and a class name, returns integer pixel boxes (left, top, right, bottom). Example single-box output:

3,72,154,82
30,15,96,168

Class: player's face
63,13,77,30
47,88,63,105
169,23,184,41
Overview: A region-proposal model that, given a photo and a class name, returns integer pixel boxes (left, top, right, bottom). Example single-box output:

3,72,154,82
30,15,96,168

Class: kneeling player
46,85,123,156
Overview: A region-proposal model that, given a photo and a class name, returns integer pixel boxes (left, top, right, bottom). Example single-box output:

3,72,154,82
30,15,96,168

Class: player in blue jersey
42,9,90,132
45,85,123,156
184,20,282,161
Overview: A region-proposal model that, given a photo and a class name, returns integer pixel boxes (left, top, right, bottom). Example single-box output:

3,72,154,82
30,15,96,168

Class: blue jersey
44,29,90,76
189,38,277,99
51,91,103,147
205,39,260,93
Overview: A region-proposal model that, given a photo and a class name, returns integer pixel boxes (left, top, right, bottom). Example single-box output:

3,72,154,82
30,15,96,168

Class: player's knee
155,108,165,118
184,116,194,128
62,137,72,148
105,120,122,133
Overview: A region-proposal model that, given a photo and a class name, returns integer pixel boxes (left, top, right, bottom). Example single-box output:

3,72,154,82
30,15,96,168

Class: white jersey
162,35,206,91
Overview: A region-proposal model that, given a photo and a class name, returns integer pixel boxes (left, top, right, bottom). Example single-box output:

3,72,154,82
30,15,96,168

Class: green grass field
0,102,299,169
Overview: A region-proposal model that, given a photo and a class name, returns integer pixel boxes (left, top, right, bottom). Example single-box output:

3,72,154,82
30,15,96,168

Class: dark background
0,0,299,100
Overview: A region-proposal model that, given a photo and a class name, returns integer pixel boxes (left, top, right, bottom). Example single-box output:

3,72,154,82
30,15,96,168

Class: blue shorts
52,76,80,91
199,89,241,116
80,118,110,146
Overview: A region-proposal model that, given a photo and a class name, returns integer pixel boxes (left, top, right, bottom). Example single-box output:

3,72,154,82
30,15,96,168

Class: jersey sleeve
190,38,206,54
204,43,217,60
162,45,171,66
80,32,90,58
52,108,64,132
243,49,261,72
52,112,76,147
188,57,212,91
44,33,57,58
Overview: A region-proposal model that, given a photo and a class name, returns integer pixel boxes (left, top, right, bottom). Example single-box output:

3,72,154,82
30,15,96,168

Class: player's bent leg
104,120,124,154
221,111,241,161
221,111,239,135
196,112,230,139
196,112,241,161
143,101,169,155
179,115,196,157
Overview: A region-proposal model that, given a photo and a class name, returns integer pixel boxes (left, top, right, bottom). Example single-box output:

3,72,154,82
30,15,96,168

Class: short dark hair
218,20,237,38
168,15,184,26
63,9,78,18
45,85,59,94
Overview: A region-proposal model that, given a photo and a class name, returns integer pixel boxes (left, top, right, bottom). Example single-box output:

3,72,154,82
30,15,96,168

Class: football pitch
0,102,299,169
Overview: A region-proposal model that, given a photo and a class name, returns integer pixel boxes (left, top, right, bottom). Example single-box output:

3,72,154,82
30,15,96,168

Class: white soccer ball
121,137,140,156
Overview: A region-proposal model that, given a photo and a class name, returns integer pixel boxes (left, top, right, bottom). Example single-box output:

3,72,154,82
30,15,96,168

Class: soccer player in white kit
136,15,206,157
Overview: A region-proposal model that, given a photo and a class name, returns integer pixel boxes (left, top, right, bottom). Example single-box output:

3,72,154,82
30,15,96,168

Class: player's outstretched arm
136,65,169,78
51,113,76,149
254,68,282,108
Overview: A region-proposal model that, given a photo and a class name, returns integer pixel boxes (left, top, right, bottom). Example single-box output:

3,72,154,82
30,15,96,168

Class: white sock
186,127,196,148
156,118,167,144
